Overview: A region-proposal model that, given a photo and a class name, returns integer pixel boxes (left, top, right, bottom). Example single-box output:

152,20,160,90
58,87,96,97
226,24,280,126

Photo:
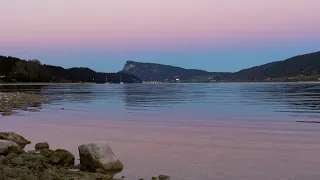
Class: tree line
0,56,141,83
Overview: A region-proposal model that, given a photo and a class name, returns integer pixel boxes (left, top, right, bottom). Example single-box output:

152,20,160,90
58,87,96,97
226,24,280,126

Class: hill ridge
122,51,320,82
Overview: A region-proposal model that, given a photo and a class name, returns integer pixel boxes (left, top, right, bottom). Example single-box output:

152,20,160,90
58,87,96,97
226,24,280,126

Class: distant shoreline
1,81,320,86
0,82,97,86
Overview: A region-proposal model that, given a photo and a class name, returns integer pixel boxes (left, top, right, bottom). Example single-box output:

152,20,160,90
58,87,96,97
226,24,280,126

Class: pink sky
1,0,319,49
0,0,319,72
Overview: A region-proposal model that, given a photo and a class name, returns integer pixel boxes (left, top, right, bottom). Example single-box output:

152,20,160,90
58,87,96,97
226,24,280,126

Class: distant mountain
1,51,319,84
122,60,231,82
122,51,320,82
0,56,141,83
234,51,320,81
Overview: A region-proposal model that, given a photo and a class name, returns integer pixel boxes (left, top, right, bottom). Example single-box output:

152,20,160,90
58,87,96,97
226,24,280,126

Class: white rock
78,143,123,176
0,140,21,155
0,132,31,149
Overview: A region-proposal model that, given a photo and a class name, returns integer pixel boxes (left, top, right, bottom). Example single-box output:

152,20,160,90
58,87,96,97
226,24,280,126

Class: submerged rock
158,175,171,180
0,92,49,116
1,110,12,116
50,149,75,167
0,140,21,155
0,132,31,149
78,143,123,176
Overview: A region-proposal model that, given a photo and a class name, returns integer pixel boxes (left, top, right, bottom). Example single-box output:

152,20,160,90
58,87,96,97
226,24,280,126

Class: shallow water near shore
1,83,320,180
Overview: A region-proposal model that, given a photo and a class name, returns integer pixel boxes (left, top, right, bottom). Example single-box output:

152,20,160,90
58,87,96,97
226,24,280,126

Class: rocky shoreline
0,92,49,116
0,132,170,180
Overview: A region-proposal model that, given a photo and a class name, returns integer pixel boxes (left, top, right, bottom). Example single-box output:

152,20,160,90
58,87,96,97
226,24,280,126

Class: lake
1,83,320,180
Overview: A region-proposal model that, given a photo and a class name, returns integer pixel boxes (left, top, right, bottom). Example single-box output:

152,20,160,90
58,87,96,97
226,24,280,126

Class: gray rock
78,143,123,176
0,155,8,164
0,132,31,149
0,140,21,155
10,156,24,166
6,153,19,159
50,149,75,167
39,171,61,180
35,142,50,151
40,148,53,158
0,166,19,178
20,174,40,180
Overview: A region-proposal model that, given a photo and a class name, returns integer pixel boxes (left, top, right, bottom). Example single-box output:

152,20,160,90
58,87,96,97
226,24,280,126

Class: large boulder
78,143,123,176
0,132,31,149
0,140,21,155
50,149,75,167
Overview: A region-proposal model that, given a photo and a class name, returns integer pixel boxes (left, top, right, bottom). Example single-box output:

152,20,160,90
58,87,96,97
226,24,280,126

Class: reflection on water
123,84,211,109
238,83,320,112
1,83,320,121
2,83,320,180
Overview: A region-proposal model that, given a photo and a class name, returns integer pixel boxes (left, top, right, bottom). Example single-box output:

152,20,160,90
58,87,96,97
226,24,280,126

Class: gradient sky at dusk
0,0,319,72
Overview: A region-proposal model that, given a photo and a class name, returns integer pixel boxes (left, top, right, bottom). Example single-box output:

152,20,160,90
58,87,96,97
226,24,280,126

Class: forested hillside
0,56,141,83
122,51,320,82
234,51,320,81
122,60,231,82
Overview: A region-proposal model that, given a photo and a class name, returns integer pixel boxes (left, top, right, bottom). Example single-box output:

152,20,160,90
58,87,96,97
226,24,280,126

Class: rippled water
1,83,320,180
2,83,320,121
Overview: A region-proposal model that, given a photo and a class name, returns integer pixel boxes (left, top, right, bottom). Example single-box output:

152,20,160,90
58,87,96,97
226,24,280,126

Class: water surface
1,83,320,180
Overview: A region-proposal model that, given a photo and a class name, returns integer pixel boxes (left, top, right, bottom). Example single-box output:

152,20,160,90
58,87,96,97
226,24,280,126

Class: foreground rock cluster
0,92,49,116
0,132,170,180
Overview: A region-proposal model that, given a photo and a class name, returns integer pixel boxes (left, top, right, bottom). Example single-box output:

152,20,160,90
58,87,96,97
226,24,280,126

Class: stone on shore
10,156,25,166
0,132,31,149
0,131,166,180
40,148,54,158
158,175,171,180
0,92,49,116
50,149,75,167
78,143,123,176
0,140,21,155
35,142,50,151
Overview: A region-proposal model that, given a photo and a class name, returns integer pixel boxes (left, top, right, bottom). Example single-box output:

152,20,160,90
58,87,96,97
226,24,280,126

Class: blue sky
1,42,319,73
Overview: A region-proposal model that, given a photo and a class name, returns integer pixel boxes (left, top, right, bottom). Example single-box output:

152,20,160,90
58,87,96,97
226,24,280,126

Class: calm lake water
1,83,320,180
